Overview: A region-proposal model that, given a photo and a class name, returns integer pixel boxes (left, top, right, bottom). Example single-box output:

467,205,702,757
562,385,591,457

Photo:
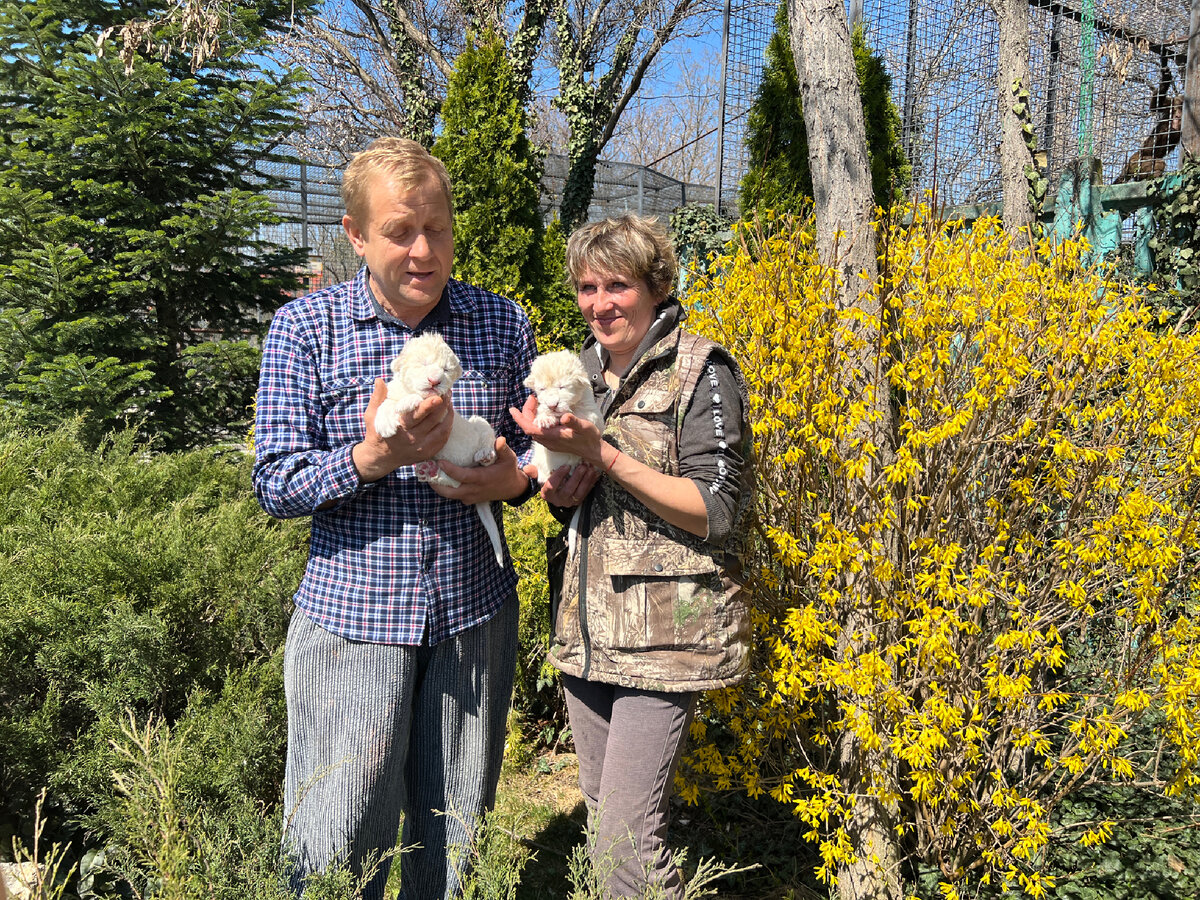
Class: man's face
342,173,454,326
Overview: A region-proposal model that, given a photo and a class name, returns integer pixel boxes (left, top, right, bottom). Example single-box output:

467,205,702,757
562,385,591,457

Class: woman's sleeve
677,350,750,543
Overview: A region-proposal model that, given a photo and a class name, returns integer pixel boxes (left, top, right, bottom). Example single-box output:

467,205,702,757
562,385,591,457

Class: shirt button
637,400,645,409
654,563,664,573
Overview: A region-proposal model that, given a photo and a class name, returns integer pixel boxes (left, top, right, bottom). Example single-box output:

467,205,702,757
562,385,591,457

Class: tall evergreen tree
0,0,313,448
740,5,910,216
432,30,585,350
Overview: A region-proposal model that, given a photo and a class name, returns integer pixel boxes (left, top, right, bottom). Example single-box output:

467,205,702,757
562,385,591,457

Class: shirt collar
349,267,481,328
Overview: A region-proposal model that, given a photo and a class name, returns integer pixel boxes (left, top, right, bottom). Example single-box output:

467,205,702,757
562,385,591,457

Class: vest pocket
602,539,723,652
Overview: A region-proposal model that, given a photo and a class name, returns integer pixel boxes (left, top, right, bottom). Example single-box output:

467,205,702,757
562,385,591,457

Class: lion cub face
525,351,592,427
390,332,463,401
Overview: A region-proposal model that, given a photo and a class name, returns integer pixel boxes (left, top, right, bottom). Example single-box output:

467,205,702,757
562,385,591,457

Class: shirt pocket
319,375,375,445
453,367,509,423
600,538,723,653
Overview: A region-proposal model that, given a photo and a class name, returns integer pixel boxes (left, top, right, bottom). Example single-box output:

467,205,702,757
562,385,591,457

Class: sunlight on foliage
679,210,1200,894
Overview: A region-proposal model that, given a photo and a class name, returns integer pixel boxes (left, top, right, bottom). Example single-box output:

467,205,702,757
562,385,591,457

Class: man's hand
429,436,530,504
352,378,453,483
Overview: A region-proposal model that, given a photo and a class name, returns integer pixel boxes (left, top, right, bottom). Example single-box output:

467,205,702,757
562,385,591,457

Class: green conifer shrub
0,423,307,891
0,0,313,449
739,7,910,216
432,31,585,352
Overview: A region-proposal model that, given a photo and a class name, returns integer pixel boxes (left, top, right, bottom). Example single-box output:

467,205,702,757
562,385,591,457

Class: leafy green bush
0,422,307,890
174,340,264,446
670,205,734,287
506,499,569,752
1147,157,1200,321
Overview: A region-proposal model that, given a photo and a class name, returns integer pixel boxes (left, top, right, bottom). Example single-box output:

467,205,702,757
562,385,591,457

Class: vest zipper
577,497,592,680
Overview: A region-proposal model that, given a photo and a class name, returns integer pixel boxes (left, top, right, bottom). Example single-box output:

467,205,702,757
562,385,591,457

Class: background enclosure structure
258,0,1191,287
252,153,712,293
869,0,1190,205
713,0,1191,209
716,0,777,216
251,155,355,293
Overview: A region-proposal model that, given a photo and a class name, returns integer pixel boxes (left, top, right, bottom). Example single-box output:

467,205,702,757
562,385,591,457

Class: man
252,137,537,899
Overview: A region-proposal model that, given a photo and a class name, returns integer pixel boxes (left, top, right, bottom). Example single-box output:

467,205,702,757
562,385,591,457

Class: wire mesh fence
255,1,1193,292
541,154,713,221
716,0,778,216
716,0,1190,209
251,152,712,293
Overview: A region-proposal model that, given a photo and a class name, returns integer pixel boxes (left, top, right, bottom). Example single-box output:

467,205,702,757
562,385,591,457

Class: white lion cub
524,350,604,483
524,351,605,560
375,332,505,567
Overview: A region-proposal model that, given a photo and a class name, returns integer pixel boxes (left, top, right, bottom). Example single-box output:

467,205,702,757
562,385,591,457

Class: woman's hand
511,395,603,506
510,395,605,466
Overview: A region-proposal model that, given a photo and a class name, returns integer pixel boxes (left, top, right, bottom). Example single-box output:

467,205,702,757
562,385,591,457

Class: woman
512,214,754,897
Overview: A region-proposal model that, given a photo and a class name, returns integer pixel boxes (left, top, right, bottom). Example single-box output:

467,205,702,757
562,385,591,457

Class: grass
483,749,825,899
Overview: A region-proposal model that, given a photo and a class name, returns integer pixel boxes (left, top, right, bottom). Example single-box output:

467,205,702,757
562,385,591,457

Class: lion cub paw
414,460,440,482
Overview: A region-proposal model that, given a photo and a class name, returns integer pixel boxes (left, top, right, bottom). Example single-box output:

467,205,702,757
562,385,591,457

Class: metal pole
716,0,732,213
902,0,920,168
1185,0,1200,158
300,161,310,250
1077,0,1096,158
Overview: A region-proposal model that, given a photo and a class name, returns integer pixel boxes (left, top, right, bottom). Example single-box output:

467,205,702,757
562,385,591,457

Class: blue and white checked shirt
252,268,536,645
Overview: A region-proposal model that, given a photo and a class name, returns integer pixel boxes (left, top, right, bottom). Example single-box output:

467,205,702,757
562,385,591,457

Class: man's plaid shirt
252,268,536,645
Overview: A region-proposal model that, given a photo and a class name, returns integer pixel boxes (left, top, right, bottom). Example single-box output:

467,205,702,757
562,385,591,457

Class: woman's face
575,268,660,369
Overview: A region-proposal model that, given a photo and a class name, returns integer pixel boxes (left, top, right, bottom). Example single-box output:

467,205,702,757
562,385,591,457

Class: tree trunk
991,0,1038,237
787,0,878,308
788,2,902,898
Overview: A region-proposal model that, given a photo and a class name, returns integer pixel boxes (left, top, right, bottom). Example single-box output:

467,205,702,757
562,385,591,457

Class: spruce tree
432,31,585,350
0,0,312,448
740,6,910,216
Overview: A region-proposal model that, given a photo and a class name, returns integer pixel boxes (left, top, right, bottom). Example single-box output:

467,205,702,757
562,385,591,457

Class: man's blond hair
341,137,454,225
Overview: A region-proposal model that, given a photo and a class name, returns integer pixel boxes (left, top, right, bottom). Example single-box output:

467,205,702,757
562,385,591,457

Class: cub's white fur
523,350,604,483
524,350,604,560
376,333,505,567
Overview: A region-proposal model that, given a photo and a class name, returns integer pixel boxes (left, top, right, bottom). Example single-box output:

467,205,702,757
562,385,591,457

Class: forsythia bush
679,211,1200,896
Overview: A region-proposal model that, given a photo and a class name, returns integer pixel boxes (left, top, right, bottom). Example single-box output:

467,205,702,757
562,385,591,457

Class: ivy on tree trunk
991,0,1039,238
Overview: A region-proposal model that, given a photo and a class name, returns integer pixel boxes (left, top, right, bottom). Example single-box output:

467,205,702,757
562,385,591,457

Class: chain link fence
866,0,1187,205
717,0,1189,209
251,152,713,293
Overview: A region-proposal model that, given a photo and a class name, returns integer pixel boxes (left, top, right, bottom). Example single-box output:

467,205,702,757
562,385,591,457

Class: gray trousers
282,601,518,900
562,674,697,898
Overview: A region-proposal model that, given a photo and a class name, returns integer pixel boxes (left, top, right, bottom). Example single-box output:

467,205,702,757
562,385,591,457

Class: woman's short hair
565,214,678,301
341,137,454,225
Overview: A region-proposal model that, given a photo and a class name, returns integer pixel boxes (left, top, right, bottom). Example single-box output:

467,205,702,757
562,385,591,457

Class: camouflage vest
546,327,753,692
